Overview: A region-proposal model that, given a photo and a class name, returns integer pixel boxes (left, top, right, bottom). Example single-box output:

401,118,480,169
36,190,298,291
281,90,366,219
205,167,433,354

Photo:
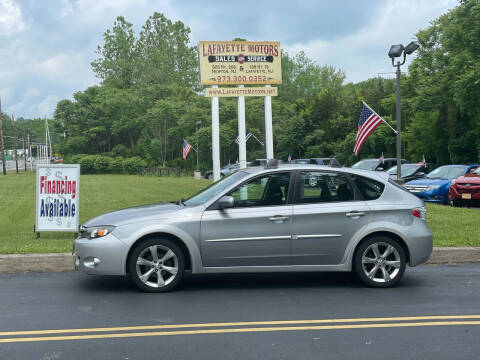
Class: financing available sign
199,41,282,85
35,164,80,232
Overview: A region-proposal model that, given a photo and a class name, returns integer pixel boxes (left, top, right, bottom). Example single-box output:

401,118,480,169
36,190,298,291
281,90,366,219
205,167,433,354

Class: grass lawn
0,172,209,254
425,203,480,247
0,172,479,253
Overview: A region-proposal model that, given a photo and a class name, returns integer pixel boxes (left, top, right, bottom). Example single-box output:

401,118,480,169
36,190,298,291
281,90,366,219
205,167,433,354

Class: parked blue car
405,164,480,203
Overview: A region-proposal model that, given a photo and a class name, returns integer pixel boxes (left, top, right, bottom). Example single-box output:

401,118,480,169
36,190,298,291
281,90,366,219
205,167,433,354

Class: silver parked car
74,162,432,292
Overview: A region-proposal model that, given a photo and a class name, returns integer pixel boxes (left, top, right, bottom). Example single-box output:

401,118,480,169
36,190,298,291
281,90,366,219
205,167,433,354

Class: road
1,264,479,359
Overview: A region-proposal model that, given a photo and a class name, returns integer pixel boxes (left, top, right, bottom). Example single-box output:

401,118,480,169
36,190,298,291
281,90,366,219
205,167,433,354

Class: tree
91,16,137,89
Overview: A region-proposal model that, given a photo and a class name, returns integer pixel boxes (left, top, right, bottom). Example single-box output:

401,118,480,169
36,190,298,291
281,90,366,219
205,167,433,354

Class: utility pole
12,114,18,173
23,129,27,171
0,97,6,175
28,128,32,170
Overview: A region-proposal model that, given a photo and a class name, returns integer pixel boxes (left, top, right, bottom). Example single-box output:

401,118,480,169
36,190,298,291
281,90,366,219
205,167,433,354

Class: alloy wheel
135,244,179,288
361,242,401,284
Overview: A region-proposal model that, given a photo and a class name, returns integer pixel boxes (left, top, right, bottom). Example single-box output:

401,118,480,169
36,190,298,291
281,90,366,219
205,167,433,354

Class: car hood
455,174,480,184
405,178,451,186
83,202,184,227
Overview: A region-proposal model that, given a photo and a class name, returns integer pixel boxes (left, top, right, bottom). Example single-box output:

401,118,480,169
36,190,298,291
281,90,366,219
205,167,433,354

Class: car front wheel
128,238,185,292
353,236,406,288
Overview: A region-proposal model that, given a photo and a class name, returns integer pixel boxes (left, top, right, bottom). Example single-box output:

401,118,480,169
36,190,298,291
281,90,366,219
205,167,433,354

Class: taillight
412,207,426,220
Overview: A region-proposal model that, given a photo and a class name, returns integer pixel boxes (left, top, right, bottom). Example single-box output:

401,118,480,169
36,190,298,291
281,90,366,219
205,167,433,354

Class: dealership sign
199,41,282,85
35,164,80,232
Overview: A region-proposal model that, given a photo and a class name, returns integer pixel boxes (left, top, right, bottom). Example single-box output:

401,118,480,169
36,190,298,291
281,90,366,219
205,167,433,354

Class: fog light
84,257,101,268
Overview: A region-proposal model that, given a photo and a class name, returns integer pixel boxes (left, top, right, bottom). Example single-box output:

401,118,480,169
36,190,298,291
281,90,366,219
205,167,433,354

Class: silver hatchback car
74,163,432,292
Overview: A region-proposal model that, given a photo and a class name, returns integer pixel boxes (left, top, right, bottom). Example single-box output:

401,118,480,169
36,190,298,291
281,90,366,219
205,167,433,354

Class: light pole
195,121,201,177
388,41,419,182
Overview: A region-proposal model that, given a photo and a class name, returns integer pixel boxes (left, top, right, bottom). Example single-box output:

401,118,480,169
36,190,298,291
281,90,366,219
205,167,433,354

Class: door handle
346,211,365,217
269,215,289,222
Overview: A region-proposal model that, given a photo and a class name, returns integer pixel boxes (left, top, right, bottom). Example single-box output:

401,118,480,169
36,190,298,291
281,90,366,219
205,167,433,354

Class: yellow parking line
1,320,480,343
1,315,480,336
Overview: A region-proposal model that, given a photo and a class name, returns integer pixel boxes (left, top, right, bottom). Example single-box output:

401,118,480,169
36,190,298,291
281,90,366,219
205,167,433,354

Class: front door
291,171,370,265
201,171,292,267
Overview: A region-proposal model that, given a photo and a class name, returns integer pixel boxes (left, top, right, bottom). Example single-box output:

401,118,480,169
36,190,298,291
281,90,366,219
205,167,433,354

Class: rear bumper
405,221,433,267
74,233,128,275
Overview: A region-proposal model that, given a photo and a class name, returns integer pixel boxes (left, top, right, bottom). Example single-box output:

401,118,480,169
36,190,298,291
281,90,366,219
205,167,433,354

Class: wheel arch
353,231,411,265
125,232,193,273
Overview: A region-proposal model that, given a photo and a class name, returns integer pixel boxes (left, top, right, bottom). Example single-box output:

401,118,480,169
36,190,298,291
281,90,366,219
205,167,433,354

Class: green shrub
64,154,87,164
112,144,129,158
123,157,146,174
80,155,97,174
109,157,124,173
94,156,112,173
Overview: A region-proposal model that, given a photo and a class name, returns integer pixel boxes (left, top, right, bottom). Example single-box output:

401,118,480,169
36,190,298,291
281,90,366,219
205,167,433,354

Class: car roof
240,164,389,182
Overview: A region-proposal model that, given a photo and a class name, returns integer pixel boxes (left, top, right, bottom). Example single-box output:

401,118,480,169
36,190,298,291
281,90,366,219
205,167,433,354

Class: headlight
451,179,456,185
80,226,115,239
427,185,440,191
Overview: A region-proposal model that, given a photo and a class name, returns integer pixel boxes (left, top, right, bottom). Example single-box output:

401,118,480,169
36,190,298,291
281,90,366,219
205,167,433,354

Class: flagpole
362,101,397,135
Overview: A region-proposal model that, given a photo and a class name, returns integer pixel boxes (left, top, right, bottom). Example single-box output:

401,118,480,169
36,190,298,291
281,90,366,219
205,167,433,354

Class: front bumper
449,185,480,205
74,233,128,275
406,188,448,203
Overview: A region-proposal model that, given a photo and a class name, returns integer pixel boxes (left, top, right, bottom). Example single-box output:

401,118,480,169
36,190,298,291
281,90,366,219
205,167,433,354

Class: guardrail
138,167,189,177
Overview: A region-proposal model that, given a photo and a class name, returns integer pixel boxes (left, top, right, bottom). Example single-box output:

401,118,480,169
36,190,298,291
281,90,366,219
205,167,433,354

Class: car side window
294,171,355,204
351,175,385,200
228,172,291,207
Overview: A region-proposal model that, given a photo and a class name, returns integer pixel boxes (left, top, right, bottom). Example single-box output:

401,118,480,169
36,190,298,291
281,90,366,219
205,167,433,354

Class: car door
200,171,293,267
291,171,370,265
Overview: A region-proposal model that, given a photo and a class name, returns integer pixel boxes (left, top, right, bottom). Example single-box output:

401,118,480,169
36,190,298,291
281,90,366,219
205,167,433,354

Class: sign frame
199,41,282,86
35,163,80,232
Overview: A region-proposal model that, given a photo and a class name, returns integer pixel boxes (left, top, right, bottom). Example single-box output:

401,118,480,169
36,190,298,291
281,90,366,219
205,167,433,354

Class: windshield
352,160,378,170
388,164,420,177
473,167,480,175
294,159,310,164
184,171,248,206
426,165,467,180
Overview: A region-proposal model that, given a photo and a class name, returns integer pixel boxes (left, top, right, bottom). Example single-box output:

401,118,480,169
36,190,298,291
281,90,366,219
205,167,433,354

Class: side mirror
218,196,234,209
416,172,425,178
376,167,384,171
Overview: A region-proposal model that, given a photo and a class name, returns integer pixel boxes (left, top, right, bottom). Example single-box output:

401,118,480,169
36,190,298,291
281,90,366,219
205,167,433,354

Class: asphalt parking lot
1,264,479,359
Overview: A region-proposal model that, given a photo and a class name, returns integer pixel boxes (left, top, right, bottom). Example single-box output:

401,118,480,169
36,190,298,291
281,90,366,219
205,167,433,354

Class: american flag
182,139,192,160
235,130,253,144
417,155,426,166
354,103,384,156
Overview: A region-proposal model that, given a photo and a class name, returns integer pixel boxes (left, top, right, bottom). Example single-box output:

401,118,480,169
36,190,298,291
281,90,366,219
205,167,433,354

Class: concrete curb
0,247,479,274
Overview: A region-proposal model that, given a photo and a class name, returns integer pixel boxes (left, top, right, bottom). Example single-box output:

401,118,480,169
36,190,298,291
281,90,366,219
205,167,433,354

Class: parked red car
449,167,480,207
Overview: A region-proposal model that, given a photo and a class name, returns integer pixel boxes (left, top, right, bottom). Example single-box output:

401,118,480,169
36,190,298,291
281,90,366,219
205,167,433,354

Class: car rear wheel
128,238,185,292
353,236,406,288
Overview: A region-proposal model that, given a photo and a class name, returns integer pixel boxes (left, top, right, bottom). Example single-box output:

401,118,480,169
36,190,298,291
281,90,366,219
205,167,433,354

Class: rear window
351,175,385,200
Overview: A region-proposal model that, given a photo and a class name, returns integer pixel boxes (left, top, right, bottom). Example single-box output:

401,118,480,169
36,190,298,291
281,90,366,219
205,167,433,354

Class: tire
353,236,406,288
128,238,185,293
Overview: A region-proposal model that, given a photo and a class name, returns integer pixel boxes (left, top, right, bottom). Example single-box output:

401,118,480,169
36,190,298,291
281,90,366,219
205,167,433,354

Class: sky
0,0,458,119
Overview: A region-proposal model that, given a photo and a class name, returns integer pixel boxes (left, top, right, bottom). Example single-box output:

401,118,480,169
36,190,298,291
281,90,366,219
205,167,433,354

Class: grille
405,185,428,193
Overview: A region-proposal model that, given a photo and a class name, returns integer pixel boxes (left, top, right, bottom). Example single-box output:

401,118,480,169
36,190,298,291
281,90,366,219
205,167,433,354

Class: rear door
291,171,370,265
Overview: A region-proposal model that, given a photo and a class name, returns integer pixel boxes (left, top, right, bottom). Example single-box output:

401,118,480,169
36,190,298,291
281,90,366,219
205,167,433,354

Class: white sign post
35,164,80,232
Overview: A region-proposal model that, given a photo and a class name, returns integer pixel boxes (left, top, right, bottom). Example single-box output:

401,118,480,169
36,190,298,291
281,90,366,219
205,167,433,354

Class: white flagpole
362,101,398,135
